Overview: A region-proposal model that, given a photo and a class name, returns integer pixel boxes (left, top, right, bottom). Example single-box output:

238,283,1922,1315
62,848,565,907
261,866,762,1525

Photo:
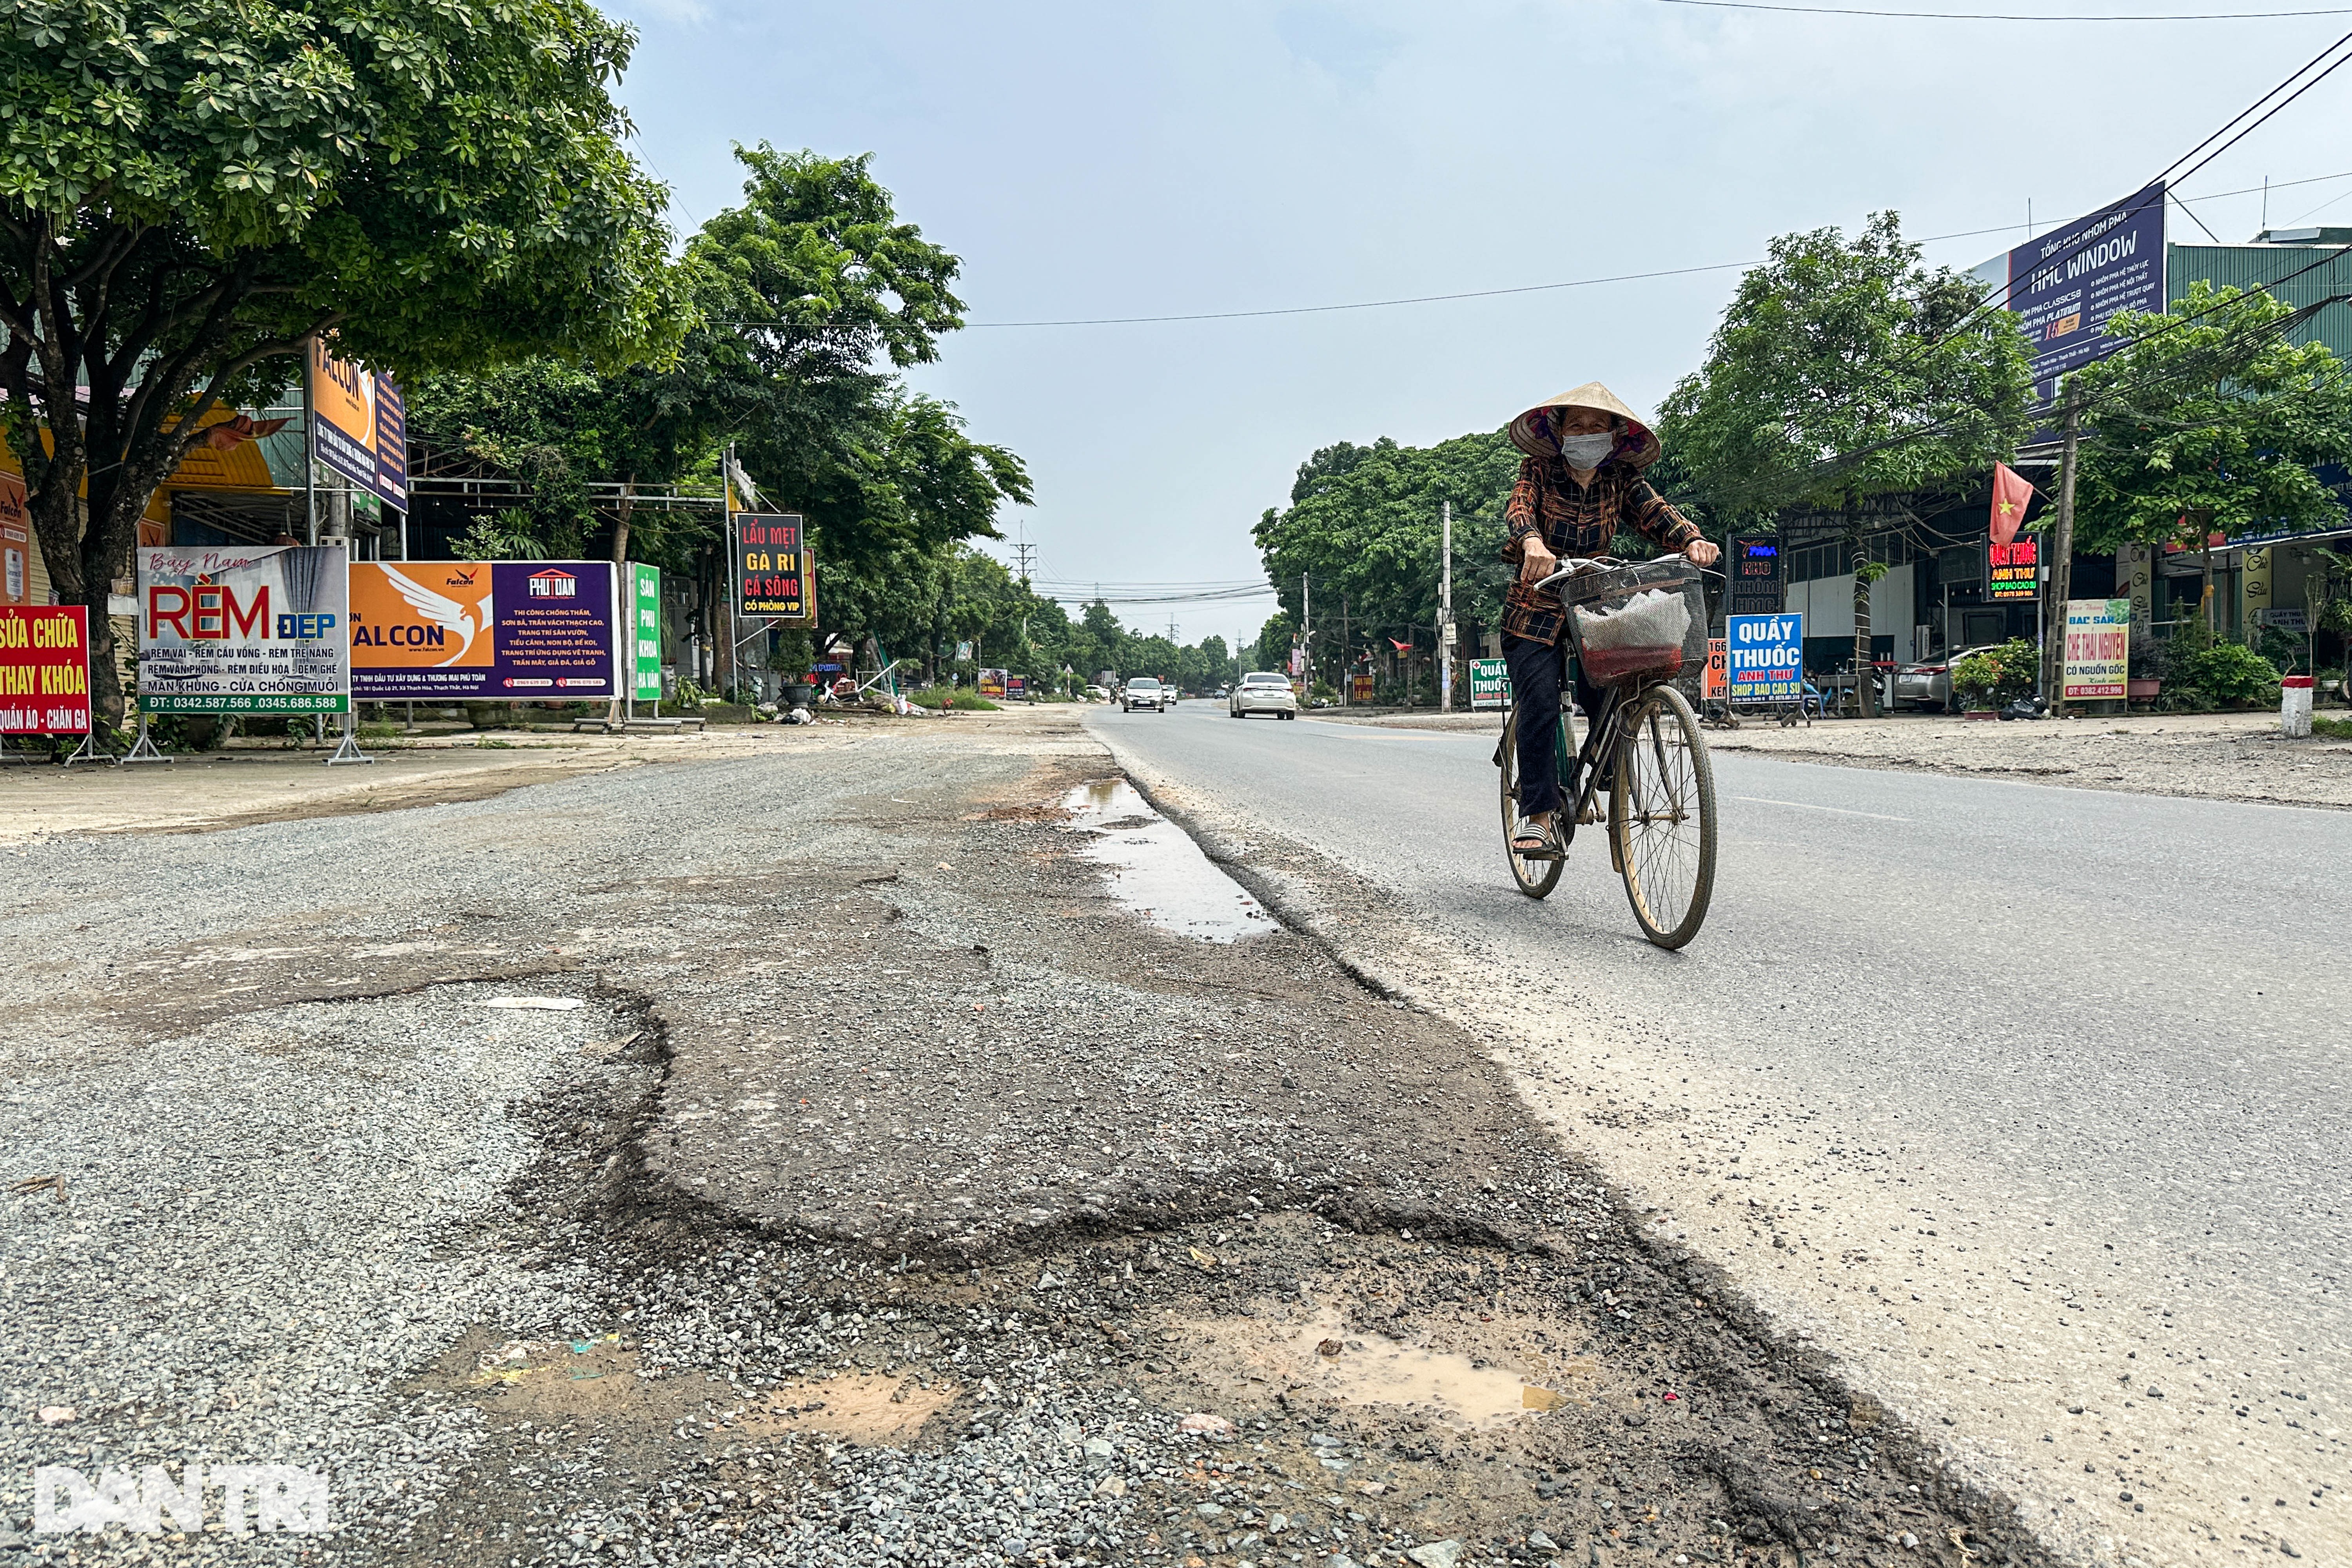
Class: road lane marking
1731,795,1911,822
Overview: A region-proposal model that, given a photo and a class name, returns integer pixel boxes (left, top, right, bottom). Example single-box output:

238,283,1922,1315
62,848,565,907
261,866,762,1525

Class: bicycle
1495,556,1720,950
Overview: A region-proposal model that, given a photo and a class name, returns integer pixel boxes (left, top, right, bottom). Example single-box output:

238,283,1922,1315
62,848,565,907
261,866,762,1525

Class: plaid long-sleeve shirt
1499,456,1702,645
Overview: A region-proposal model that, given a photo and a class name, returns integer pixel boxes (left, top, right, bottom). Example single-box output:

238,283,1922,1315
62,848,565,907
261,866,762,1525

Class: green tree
2070,283,2352,633
1,0,678,721
1659,212,2035,712
1254,430,1521,692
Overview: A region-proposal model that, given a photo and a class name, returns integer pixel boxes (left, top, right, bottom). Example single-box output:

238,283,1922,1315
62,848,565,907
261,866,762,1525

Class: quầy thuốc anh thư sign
1724,613,1803,702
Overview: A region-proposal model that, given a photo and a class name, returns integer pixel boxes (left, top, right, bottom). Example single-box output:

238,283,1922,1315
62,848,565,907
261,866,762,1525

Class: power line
699,174,2352,336
1653,0,2352,17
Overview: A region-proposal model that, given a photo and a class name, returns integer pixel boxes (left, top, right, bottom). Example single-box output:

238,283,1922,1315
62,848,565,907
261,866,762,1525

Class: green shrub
1952,637,2039,708
2174,642,2282,708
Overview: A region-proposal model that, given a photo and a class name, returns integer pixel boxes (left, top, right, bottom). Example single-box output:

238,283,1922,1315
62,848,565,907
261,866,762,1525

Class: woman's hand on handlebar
1520,539,1557,585
1684,538,1721,567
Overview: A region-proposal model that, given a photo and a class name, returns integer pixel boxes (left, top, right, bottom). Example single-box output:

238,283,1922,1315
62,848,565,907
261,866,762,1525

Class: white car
1229,671,1298,720
1122,677,1167,712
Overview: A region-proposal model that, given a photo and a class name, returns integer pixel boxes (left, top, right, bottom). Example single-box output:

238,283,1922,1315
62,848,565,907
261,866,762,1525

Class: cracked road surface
2,709,2063,1568
1094,701,2348,1568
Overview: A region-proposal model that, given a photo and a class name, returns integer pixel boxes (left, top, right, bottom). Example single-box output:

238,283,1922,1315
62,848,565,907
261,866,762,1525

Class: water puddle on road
1064,779,1275,943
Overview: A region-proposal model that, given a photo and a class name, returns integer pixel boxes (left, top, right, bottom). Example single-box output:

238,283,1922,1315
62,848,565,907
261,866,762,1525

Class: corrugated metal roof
2167,243,2352,360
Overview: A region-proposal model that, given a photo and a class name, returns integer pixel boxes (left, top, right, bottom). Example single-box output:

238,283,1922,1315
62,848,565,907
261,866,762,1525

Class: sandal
1510,816,1561,857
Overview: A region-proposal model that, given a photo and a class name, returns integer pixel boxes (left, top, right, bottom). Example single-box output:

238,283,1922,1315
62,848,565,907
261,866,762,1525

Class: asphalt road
1090,699,2351,1566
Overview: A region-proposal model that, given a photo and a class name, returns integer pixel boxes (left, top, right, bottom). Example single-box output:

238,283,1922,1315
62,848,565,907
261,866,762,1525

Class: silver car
1228,671,1299,720
1121,677,1166,712
1893,646,2001,712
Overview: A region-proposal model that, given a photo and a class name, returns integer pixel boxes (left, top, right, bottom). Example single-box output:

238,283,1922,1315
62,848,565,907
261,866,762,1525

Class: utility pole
1439,500,1455,713
1339,595,1350,706
2043,383,2083,714
1300,573,1312,695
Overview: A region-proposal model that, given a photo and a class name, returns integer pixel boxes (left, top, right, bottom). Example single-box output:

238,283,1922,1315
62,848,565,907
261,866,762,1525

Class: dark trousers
1503,633,1604,817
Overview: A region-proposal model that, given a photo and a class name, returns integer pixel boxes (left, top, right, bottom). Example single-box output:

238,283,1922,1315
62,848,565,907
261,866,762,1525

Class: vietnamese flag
1990,462,2036,546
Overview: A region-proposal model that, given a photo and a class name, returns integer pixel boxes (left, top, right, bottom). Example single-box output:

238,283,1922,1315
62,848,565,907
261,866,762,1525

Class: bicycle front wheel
1609,683,1717,949
1497,703,1564,900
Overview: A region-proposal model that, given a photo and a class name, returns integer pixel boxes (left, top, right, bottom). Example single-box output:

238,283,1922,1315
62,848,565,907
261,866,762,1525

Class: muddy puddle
1065,779,1275,942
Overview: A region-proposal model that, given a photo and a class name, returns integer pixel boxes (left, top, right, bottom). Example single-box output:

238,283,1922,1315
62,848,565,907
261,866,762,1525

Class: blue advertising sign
1726,613,1804,702
2003,182,2166,407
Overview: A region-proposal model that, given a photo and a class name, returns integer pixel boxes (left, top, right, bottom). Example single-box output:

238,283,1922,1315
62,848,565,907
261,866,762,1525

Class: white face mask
1557,430,1616,469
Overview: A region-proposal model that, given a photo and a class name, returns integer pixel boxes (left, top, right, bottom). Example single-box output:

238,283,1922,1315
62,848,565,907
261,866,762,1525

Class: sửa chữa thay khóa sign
0,606,91,733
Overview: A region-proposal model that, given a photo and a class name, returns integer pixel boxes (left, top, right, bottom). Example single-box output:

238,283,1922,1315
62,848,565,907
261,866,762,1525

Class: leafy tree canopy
1658,212,2035,521
2070,283,2352,555
2,0,678,717
1253,428,1521,646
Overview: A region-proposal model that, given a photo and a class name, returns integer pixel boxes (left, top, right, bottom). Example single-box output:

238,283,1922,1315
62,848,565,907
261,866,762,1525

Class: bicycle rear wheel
1497,703,1564,900
1609,683,1717,948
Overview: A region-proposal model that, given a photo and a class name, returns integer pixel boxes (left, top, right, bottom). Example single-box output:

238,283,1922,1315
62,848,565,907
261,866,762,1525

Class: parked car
1122,677,1167,712
1083,685,1110,703
1893,646,2001,713
1229,671,1299,720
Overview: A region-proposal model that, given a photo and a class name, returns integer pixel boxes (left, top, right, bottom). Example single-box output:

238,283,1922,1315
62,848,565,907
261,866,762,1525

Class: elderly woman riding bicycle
1501,383,1719,856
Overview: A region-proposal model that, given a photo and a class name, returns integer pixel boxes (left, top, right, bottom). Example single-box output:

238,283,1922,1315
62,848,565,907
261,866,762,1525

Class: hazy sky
601,0,2352,641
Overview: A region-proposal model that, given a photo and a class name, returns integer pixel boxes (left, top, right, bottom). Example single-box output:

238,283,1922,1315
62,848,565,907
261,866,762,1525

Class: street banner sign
733,512,813,624
1726,613,1803,702
978,667,1007,699
1999,183,2166,410
630,564,662,702
1989,537,2039,601
1728,535,1783,617
1469,657,1511,710
349,560,618,701
1703,636,1726,701
0,606,91,734
309,339,408,511
1350,672,1374,704
0,468,33,607
1007,673,1027,698
138,543,349,715
2063,598,2131,701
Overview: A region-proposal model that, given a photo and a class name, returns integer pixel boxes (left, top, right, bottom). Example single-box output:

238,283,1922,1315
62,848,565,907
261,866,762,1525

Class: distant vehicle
1229,671,1298,720
1122,676,1167,713
1893,646,2001,713
1083,685,1111,702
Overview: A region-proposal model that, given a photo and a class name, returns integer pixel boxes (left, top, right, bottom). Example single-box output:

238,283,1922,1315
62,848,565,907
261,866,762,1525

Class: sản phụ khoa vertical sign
734,513,811,623
309,339,407,511
347,561,617,699
138,544,350,713
0,606,90,733
631,564,662,702
2063,599,2131,701
1724,613,1803,702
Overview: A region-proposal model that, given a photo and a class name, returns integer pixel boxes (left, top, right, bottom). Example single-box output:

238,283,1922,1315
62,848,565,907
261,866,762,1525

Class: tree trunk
1847,497,1878,718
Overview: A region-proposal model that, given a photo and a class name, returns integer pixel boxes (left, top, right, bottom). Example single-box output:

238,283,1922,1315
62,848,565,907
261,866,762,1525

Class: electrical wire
1654,0,2352,17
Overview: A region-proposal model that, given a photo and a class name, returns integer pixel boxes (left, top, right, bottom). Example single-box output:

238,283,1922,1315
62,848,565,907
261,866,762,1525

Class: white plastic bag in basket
1574,586,1690,651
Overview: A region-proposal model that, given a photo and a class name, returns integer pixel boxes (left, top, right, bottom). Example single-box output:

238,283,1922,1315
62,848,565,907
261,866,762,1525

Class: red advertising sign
0,606,91,734
1703,636,1727,700
1988,537,2039,601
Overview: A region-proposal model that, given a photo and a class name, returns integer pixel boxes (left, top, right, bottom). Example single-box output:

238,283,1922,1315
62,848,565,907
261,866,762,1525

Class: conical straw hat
1507,382,1661,469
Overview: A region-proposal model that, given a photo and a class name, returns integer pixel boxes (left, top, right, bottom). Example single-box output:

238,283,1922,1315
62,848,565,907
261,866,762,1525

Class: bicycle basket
1564,558,1707,687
